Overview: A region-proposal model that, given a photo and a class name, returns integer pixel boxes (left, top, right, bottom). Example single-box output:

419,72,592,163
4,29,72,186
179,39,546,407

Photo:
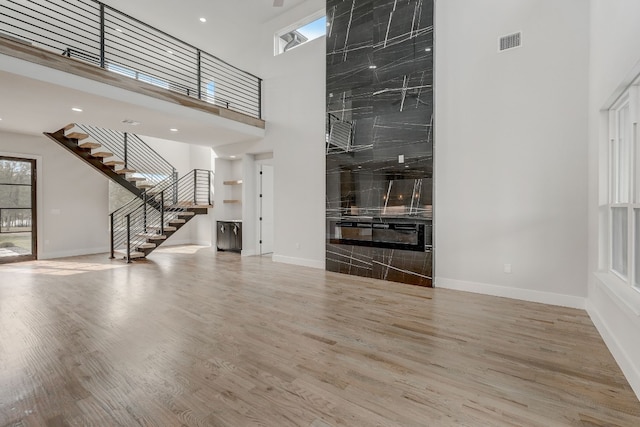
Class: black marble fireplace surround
326,0,433,286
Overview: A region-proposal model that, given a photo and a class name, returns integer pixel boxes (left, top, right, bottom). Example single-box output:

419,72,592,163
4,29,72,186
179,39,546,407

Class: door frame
0,154,39,263
256,162,274,255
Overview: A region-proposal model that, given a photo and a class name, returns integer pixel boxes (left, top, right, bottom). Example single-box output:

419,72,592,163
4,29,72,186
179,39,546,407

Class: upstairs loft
0,0,265,144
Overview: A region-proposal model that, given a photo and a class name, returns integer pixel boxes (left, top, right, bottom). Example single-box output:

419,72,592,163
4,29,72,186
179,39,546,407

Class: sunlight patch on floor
0,260,128,276
154,245,208,255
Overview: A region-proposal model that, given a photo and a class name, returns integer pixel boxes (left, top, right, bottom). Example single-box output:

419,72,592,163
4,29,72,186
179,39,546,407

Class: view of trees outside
109,181,136,212
0,158,33,255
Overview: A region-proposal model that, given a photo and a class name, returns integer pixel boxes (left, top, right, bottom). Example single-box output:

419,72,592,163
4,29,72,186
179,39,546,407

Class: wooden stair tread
137,243,156,249
146,225,177,232
128,177,146,181
66,132,89,140
78,142,101,149
103,160,125,166
169,219,186,224
63,123,75,131
137,233,167,240
177,211,196,217
92,151,113,158
166,204,212,209
115,168,136,174
137,183,153,188
114,250,145,259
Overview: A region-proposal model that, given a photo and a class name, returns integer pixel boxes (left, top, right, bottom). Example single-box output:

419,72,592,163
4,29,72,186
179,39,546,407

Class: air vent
499,32,522,52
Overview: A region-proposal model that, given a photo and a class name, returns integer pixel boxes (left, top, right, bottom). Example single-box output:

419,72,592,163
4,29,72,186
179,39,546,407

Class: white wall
587,0,640,400
144,136,192,176
189,144,213,246
0,130,109,258
434,0,589,307
257,0,326,269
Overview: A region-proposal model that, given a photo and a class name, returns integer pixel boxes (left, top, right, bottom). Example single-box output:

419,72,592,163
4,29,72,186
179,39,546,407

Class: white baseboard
435,277,585,309
587,300,640,400
272,254,325,269
40,246,110,260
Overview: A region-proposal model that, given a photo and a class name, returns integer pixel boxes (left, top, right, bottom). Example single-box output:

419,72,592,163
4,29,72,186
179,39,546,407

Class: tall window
0,156,36,263
608,88,640,288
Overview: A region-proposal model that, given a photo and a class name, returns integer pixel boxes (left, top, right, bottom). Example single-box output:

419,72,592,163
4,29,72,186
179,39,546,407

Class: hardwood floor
0,245,638,426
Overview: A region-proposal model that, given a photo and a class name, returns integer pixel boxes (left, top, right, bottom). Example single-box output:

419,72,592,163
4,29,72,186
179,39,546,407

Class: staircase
44,124,213,262
110,169,212,261
45,124,176,194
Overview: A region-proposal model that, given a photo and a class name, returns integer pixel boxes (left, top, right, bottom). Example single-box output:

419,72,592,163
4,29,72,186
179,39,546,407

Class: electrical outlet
504,263,512,274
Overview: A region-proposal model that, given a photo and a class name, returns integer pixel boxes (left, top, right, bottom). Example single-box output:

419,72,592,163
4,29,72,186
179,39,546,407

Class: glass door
0,157,36,263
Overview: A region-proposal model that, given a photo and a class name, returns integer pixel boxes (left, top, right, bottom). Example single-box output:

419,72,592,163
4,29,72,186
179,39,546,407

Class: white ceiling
0,0,308,148
103,0,307,64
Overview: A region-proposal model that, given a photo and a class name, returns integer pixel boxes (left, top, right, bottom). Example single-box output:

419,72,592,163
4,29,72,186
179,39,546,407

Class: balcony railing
0,0,262,119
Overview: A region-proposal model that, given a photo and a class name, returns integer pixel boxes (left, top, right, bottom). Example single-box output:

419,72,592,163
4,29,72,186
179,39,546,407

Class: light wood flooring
0,245,639,426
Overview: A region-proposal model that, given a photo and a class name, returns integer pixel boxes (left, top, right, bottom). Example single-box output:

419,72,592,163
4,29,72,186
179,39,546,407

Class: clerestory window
275,13,326,55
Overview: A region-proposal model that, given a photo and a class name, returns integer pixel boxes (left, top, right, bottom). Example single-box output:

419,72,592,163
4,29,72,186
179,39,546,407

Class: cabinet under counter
216,221,242,252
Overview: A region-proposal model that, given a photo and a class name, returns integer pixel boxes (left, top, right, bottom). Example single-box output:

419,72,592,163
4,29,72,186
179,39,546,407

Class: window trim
605,85,640,295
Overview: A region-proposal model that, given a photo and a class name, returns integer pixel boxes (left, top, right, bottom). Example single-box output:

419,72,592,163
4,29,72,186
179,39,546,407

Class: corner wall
434,0,589,307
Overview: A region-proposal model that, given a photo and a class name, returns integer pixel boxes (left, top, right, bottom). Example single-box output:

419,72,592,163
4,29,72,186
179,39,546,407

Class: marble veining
326,0,434,286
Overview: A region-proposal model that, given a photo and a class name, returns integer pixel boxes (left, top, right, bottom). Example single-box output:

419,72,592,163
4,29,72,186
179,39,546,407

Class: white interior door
258,164,274,254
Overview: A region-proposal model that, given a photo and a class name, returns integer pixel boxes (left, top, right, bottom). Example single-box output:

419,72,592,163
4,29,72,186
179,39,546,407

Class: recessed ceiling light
425,47,432,52
115,27,123,33
199,17,207,23
230,155,236,159
72,107,83,112
170,128,179,132
166,50,173,54
369,65,377,69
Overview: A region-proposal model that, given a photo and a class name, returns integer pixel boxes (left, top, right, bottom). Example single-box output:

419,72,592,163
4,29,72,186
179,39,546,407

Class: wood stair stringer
44,126,144,198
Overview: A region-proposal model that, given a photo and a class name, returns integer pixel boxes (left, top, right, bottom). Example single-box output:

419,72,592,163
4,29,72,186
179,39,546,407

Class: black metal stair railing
73,123,175,188
110,169,213,261
0,0,262,118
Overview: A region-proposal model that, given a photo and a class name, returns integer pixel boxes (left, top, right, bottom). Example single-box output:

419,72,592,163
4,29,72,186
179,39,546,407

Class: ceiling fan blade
273,0,284,7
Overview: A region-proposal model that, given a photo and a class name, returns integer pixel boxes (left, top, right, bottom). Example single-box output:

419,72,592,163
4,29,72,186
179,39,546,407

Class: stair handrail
110,169,213,260
72,123,176,189
110,173,176,217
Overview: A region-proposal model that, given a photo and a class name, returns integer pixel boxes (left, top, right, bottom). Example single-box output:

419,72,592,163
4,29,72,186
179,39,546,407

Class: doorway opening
0,156,37,263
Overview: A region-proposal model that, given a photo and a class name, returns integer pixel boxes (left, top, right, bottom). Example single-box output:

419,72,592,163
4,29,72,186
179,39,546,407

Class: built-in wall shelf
223,180,243,185
223,199,241,204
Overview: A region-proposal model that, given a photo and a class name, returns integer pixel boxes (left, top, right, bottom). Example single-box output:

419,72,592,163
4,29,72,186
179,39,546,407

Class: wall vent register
499,32,522,51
